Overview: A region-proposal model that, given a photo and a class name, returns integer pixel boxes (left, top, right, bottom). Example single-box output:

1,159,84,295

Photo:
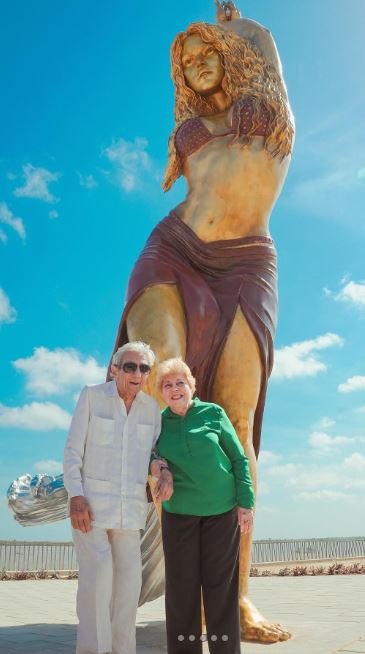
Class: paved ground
1,576,365,654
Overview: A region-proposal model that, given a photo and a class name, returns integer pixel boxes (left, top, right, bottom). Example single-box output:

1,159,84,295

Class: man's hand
70,496,94,534
237,507,254,534
150,459,165,478
154,469,174,502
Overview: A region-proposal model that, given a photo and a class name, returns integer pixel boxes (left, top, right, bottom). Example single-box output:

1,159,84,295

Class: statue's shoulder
228,17,271,38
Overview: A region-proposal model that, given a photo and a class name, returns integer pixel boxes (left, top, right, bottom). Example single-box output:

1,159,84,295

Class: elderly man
63,341,171,654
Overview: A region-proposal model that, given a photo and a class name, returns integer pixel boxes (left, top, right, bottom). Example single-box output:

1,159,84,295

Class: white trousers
72,526,142,654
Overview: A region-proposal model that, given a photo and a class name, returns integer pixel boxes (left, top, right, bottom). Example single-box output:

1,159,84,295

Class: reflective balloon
7,472,165,603
7,473,69,526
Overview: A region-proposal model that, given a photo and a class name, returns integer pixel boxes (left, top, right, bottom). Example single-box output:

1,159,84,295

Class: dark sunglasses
122,362,151,374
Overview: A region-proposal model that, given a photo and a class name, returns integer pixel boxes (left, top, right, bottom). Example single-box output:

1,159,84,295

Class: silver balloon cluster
7,473,69,526
6,472,165,602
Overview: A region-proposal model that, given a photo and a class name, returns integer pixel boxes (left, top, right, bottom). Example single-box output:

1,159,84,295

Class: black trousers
161,508,241,654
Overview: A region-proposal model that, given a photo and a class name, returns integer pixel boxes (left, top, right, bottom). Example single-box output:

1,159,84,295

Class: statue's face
182,34,224,97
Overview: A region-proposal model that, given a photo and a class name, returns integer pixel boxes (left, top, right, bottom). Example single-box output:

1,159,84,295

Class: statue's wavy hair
163,22,294,191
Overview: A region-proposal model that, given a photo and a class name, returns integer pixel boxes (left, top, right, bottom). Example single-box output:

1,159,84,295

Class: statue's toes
243,627,279,643
277,626,292,641
242,622,291,643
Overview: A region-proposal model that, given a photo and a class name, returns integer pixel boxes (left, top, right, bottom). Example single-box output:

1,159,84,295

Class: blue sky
1,0,365,542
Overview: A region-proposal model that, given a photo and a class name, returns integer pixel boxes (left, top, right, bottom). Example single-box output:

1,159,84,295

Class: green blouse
155,398,255,516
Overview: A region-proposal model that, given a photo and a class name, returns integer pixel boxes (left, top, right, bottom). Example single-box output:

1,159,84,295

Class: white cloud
338,376,365,393
77,173,97,189
102,137,153,192
338,281,365,306
13,164,60,203
314,416,336,430
324,277,365,310
296,490,353,502
265,463,298,478
340,273,351,285
344,478,365,490
258,450,282,465
13,346,106,396
34,459,63,475
0,288,17,324
0,229,7,243
48,210,59,219
265,455,365,495
272,333,343,379
0,202,26,240
343,452,365,472
308,431,353,451
355,405,365,414
0,402,71,430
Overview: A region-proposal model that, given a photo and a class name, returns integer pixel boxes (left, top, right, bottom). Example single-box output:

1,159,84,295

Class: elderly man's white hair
112,341,156,368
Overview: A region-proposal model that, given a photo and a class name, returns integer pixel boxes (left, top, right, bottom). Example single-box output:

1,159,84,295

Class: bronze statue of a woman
110,1,294,643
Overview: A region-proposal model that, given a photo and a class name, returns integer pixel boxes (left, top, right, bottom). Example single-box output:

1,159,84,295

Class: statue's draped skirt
110,212,278,457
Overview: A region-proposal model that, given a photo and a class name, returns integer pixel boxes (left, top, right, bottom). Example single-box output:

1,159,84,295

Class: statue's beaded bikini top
175,97,270,166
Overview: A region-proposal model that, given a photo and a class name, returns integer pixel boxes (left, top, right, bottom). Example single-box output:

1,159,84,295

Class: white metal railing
0,541,77,572
1,537,365,572
251,537,365,563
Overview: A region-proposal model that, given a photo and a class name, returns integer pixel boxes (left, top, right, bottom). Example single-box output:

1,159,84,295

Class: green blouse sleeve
217,406,255,510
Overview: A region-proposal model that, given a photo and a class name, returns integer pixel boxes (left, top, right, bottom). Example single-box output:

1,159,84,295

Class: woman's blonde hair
163,22,294,191
156,357,196,394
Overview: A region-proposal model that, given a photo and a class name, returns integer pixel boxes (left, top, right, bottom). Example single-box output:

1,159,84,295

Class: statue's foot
240,597,291,643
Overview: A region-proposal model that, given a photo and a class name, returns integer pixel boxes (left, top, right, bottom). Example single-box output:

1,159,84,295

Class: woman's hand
70,496,94,534
150,459,167,478
237,507,254,534
154,469,174,502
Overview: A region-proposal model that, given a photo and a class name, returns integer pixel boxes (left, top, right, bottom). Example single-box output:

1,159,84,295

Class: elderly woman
151,357,254,654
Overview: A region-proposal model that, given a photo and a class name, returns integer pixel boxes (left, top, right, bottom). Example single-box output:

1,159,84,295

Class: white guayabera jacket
63,380,161,530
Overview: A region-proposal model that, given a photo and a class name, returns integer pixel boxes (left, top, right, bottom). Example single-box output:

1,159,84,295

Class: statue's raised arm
216,2,282,71
216,1,290,103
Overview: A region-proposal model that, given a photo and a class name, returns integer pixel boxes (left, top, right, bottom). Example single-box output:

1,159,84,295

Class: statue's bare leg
126,283,187,515
127,289,290,642
127,284,186,396
212,308,291,643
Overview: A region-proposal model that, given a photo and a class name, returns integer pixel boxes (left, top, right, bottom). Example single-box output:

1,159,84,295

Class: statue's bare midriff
174,134,291,241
